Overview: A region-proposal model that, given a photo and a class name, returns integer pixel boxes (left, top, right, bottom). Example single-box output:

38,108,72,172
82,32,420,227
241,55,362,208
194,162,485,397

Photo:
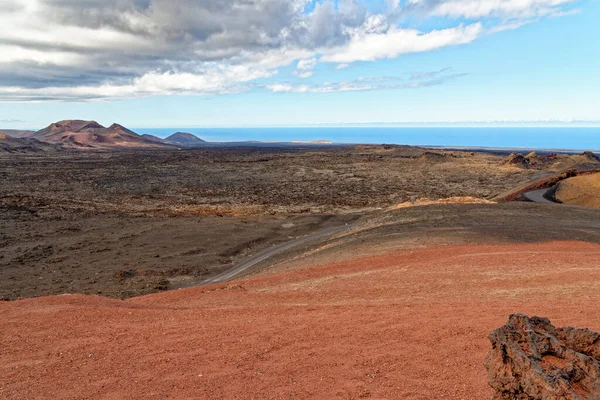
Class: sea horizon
136,127,600,152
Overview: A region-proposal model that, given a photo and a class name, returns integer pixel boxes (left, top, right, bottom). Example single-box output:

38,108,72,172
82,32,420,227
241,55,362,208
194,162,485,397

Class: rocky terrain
1,141,600,398
0,146,538,217
0,145,541,300
504,150,600,170
0,129,35,138
486,314,600,399
0,134,64,154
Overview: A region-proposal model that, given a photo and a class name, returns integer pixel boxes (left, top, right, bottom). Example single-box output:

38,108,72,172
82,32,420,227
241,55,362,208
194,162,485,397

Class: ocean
137,127,600,151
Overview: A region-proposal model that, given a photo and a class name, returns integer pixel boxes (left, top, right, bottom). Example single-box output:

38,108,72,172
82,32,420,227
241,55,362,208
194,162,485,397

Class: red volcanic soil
2,241,600,399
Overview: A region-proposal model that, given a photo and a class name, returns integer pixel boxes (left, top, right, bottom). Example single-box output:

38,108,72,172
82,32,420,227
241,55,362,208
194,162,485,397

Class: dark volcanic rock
485,314,600,400
504,152,529,167
0,134,64,154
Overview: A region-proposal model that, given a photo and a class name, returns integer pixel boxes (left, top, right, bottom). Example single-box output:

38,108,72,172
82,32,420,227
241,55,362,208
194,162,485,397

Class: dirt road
201,224,353,285
523,188,554,203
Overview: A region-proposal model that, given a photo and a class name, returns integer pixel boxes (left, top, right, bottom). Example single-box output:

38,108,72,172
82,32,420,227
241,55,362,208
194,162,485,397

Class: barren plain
1,145,539,300
2,145,600,399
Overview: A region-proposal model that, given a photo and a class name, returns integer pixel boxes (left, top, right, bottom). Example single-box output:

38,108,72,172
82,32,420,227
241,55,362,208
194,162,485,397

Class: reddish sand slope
2,241,600,399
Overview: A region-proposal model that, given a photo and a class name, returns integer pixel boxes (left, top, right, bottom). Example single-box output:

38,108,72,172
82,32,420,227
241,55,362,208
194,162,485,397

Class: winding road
201,224,353,286
523,188,555,204
203,180,562,286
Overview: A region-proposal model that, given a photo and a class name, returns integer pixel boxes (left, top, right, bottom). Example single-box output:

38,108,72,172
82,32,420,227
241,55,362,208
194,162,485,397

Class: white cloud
266,71,467,93
430,0,576,19
0,65,276,101
321,23,483,63
294,57,318,78
0,0,580,100
297,58,318,71
295,71,314,78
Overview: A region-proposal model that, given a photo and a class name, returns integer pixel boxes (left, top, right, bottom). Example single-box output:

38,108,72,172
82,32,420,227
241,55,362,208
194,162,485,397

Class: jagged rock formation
485,314,600,399
504,152,529,167
576,151,600,163
504,151,600,169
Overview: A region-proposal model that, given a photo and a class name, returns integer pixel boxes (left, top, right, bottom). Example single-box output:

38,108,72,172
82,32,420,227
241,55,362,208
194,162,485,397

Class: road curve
201,224,353,286
204,180,563,287
523,188,555,204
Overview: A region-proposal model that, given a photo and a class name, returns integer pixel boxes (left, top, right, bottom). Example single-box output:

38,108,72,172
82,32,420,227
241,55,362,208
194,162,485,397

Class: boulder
485,314,600,399
504,153,529,167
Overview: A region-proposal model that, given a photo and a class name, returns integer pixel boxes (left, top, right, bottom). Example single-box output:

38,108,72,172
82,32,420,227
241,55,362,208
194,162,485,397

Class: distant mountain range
27,120,172,149
0,120,337,152
0,120,210,151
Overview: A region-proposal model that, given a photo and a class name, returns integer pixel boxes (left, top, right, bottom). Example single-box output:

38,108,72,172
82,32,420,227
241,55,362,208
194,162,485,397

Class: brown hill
554,172,600,208
164,132,207,147
141,134,168,144
572,151,600,164
0,134,63,154
32,120,169,150
0,129,35,138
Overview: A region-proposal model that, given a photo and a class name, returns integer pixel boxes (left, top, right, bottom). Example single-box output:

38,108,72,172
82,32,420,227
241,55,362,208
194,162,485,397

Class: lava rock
485,314,600,399
504,153,529,168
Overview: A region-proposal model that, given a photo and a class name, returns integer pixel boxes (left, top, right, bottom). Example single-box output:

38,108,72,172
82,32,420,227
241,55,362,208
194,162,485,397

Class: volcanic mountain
164,132,206,147
32,120,169,149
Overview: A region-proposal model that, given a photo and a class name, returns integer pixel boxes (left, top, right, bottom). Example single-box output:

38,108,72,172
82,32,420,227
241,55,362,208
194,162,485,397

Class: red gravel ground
2,241,600,399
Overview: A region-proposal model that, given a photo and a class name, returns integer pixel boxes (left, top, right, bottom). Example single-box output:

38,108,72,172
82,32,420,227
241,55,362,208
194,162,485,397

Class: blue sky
0,0,598,129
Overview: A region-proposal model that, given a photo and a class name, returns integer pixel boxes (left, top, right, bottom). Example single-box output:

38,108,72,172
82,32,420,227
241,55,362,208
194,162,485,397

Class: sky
0,0,599,129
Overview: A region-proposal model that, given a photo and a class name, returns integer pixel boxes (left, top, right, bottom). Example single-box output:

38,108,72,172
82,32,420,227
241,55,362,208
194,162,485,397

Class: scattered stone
153,279,169,291
114,269,137,282
485,314,600,400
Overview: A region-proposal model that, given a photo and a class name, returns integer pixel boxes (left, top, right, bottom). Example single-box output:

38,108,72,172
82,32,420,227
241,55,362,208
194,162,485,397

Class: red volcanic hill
31,120,170,149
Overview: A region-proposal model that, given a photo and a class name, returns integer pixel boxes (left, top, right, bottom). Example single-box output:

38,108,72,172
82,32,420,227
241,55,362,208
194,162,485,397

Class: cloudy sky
1,0,598,128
